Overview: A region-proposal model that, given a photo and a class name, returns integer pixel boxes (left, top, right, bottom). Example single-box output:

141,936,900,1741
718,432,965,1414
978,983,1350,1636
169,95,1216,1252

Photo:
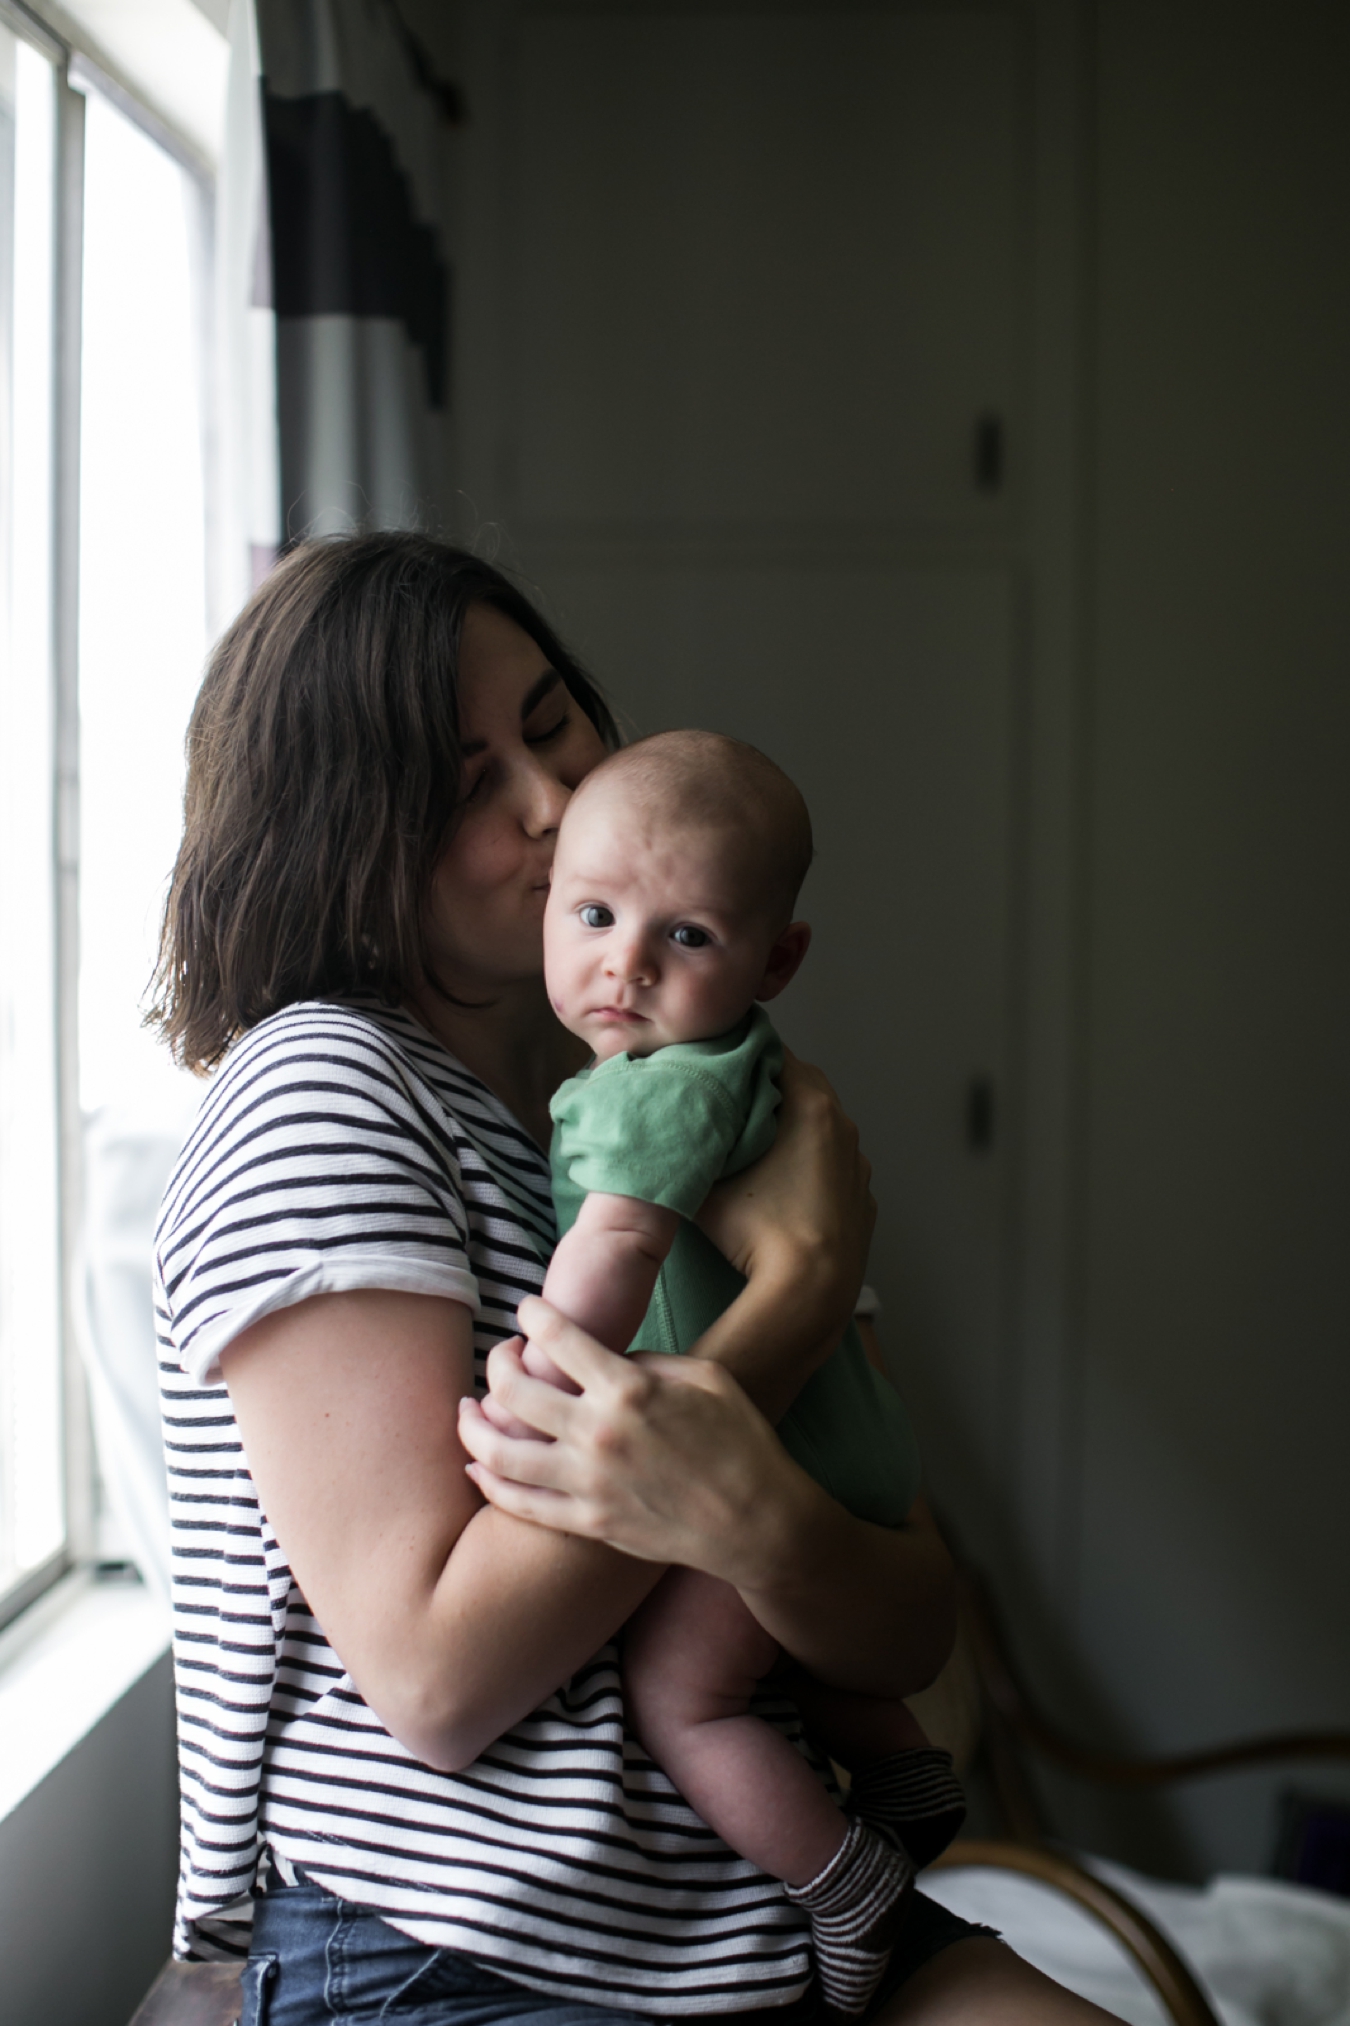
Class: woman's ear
755,921,812,1003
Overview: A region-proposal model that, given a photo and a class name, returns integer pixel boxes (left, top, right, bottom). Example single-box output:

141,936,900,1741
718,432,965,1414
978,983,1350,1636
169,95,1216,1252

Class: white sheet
923,1856,1350,2026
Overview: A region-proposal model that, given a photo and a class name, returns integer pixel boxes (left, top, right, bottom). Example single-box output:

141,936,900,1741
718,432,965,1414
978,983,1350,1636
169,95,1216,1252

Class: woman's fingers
477,1390,549,1442
513,1296,638,1393
519,1338,583,1395
458,1393,569,1489
697,1047,875,1308
462,1458,572,1529
476,1311,815,1579
477,1328,590,1441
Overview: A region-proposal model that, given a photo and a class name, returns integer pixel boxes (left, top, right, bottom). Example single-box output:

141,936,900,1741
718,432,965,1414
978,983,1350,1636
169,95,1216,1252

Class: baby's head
544,730,813,1059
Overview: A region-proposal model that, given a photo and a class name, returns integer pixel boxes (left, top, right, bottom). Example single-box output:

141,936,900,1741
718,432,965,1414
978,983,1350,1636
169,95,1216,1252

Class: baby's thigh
624,1567,781,1704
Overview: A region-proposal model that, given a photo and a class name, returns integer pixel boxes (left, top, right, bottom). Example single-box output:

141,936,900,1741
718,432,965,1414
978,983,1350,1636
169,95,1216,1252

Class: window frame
0,0,215,1633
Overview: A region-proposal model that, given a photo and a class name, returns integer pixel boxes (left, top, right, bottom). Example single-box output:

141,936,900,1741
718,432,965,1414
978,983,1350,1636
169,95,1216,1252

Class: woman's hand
459,1298,957,1701
698,1049,875,1354
459,1297,816,1583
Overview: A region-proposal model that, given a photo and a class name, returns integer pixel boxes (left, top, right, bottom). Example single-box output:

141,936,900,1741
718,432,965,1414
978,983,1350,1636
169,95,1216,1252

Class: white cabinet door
510,6,1023,533
500,3,1028,1528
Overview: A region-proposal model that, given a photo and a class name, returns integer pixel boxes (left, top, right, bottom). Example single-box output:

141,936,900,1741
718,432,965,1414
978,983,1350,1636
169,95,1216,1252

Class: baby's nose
610,933,654,982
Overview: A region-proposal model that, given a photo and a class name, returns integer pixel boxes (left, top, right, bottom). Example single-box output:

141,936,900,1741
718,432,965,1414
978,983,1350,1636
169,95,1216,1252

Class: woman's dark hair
148,532,617,1072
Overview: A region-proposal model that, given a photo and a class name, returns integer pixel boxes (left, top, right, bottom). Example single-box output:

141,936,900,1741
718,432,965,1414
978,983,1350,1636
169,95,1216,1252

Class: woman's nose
519,755,571,838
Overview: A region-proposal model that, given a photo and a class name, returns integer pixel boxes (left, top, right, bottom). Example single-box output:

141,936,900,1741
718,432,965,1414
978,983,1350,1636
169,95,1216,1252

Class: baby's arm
488,1195,679,1437
539,1192,681,1358
480,1183,677,1442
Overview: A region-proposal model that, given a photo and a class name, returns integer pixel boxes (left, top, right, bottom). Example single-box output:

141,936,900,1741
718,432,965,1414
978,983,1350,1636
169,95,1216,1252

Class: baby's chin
586,1018,730,1061
589,1027,661,1061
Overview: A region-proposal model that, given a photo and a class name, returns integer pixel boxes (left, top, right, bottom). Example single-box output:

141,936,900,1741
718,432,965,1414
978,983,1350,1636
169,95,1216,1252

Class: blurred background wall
386,0,1349,1882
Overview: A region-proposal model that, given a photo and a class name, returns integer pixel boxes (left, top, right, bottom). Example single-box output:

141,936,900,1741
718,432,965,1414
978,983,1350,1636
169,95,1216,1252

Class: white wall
1042,0,1350,1875
0,1654,177,2026
445,0,1350,1881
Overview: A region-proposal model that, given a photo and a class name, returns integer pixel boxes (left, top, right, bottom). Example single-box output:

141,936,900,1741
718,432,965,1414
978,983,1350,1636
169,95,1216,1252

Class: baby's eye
579,904,614,929
672,925,711,948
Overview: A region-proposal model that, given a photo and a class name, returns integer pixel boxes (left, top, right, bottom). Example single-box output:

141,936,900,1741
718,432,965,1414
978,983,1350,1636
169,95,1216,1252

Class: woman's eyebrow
460,670,562,758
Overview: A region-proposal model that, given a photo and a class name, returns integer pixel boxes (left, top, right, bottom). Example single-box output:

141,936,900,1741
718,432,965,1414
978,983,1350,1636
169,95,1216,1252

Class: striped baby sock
784,1817,914,2019
848,1747,967,1869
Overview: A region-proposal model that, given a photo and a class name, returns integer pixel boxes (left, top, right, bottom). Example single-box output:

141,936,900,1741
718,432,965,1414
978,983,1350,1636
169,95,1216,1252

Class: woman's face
423,602,608,995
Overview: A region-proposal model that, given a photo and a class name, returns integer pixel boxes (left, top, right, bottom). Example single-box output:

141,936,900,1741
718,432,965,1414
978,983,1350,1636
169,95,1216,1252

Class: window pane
0,31,63,1594
78,87,207,1122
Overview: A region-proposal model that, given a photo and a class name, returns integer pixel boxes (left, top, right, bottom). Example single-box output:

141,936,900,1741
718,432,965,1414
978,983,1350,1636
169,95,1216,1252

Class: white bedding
923,1857,1350,2026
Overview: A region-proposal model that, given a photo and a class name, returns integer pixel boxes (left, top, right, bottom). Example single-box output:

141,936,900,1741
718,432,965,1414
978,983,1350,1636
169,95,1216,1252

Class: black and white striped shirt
155,1000,814,2011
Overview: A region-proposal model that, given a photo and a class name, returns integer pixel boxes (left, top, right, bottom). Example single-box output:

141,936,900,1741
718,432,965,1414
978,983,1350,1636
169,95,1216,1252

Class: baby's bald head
565,730,813,927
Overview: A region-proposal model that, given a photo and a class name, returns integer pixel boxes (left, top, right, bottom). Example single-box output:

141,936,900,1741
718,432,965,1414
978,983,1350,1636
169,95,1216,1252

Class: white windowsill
0,1568,171,1823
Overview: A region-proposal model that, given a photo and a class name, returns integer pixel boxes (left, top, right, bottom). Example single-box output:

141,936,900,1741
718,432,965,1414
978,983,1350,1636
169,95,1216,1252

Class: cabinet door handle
967,1076,996,1152
974,413,1004,491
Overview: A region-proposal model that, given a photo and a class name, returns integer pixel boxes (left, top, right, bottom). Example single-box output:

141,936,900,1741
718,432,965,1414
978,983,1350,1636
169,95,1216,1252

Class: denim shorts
241,1879,998,2026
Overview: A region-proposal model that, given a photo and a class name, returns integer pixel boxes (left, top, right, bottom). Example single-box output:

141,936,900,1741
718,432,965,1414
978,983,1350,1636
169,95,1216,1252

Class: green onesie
549,1006,922,1528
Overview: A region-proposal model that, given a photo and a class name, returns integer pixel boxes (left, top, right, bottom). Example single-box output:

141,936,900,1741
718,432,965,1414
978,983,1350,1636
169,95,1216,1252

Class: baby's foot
848,1747,967,1869
785,1818,913,2019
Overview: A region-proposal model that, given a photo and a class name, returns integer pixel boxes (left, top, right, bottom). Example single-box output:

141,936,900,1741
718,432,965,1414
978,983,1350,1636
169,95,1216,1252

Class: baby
536,731,964,2016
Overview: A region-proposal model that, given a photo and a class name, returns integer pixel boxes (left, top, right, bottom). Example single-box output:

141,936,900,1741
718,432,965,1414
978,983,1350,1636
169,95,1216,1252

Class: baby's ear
755,921,811,1003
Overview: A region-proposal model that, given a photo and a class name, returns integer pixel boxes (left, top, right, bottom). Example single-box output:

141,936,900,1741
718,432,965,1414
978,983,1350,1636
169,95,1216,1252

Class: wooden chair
129,1565,1350,2026
128,1959,241,2026
911,1565,1350,2026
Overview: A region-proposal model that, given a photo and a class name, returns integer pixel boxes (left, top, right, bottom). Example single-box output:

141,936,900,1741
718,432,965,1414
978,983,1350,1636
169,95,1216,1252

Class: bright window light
0,31,63,1596
78,87,208,1123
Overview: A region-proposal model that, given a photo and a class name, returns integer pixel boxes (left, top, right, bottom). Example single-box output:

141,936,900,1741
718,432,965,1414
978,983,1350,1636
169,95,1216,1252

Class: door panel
512,7,1022,530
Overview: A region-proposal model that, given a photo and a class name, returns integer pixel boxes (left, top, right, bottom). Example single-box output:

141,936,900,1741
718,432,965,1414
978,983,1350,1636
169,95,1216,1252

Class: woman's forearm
733,1484,956,1699
686,1262,846,1423
409,1511,662,1768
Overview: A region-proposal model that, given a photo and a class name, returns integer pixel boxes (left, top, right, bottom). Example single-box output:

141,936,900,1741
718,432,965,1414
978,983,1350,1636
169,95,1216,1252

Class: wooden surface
933,1839,1222,2026
128,1959,242,2026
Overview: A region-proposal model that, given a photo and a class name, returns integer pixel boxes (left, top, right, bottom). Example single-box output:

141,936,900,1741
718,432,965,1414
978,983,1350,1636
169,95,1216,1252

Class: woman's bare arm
220,1073,871,1775
221,1288,664,1773
223,1054,929,1769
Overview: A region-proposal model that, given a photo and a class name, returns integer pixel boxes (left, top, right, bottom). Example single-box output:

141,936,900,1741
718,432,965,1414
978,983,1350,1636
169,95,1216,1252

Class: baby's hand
473,1330,585,1446
520,1339,582,1395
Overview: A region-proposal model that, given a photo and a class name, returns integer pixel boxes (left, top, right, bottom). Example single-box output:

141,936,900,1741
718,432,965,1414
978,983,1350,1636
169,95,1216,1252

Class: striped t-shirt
155,999,815,2012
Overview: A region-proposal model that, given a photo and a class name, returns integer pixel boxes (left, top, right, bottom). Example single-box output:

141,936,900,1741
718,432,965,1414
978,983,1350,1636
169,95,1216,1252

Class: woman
152,533,1120,2025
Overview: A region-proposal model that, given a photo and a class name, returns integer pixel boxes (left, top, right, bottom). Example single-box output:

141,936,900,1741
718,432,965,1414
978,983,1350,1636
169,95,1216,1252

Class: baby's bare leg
624,1566,849,1886
626,1571,916,2016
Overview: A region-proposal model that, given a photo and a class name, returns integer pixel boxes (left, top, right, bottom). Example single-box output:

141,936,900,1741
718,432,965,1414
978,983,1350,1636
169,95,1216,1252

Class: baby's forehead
560,779,776,903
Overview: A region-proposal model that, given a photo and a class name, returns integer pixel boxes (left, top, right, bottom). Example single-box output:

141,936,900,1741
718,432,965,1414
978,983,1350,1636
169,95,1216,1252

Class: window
0,23,63,1628
0,13,211,1627
78,87,208,1119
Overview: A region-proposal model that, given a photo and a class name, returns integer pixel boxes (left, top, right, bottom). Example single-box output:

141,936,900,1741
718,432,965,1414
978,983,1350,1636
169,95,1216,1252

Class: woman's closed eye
579,903,615,928
524,706,571,747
